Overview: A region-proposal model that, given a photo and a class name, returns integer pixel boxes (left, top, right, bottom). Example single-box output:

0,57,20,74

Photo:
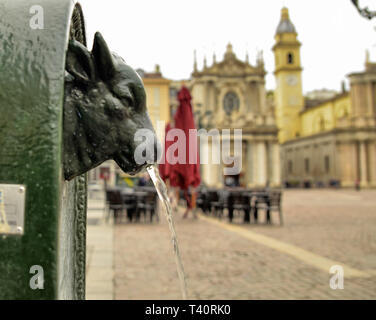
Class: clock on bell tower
273,7,304,143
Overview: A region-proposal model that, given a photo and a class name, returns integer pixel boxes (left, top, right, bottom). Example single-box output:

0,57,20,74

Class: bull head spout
63,32,158,180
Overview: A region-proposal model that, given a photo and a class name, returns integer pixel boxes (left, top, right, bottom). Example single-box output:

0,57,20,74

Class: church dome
276,7,296,34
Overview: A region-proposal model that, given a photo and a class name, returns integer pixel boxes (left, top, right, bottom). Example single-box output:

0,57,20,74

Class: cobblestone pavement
114,190,376,300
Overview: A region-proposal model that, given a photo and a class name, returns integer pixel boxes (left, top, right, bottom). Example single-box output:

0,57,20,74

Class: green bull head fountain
0,0,157,299
64,32,158,180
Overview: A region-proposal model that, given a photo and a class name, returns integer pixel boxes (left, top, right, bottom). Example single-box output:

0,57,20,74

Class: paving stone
114,190,376,300
85,194,114,300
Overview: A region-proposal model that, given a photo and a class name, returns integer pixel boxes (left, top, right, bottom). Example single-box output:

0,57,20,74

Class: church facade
273,8,376,188
188,44,281,188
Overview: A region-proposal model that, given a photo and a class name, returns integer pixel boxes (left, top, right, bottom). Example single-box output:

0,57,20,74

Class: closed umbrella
169,86,200,214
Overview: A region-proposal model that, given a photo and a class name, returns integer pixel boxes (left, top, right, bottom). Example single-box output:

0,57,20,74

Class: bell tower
273,7,304,143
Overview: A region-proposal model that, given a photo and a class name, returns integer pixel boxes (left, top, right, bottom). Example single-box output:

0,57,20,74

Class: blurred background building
274,8,376,188
189,44,280,188
88,7,376,190
137,65,171,141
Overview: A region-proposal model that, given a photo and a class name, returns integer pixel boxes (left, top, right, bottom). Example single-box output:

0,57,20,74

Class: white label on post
0,184,26,235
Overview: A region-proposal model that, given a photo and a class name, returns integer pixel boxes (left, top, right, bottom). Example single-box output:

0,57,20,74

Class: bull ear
66,40,95,84
92,32,116,81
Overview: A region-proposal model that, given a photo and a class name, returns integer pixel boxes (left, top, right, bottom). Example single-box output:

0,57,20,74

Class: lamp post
351,0,376,20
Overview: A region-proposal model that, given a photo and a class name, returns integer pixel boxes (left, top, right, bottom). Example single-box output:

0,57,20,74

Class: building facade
274,8,376,188
139,65,171,142
189,44,280,188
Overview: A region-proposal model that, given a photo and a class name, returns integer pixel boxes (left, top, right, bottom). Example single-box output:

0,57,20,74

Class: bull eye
112,84,135,108
120,96,134,108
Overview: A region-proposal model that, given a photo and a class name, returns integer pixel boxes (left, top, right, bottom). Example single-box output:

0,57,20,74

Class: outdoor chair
196,189,208,213
211,190,229,219
106,189,125,223
253,191,283,225
227,191,251,223
121,192,138,222
206,189,220,216
135,188,159,223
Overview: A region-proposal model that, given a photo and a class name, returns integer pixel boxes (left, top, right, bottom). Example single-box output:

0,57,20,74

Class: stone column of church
369,142,376,187
272,143,281,187
201,137,220,187
241,140,246,186
359,140,368,187
208,164,219,187
216,164,223,187
340,142,357,187
246,141,253,187
334,142,342,183
252,141,258,187
351,142,359,185
200,139,210,186
210,137,221,187
257,142,267,186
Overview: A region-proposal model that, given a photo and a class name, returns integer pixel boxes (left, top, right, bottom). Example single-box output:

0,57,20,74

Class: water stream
147,165,188,300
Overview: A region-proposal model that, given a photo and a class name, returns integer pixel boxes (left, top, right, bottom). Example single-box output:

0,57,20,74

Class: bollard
0,0,90,300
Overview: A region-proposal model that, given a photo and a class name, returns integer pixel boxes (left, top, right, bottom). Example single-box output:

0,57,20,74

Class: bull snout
114,129,161,175
134,113,162,169
139,137,161,167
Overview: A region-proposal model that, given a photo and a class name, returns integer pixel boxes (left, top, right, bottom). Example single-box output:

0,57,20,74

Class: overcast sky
79,0,376,94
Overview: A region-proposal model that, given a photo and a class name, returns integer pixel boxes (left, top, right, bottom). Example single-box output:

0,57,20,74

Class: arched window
223,91,240,116
304,158,310,173
324,156,330,173
287,52,294,64
288,160,293,174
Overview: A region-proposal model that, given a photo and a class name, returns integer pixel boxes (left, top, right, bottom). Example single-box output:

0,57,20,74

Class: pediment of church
192,43,265,78
210,59,258,76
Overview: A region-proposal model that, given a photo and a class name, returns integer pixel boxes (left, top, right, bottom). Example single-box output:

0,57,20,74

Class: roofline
300,92,349,115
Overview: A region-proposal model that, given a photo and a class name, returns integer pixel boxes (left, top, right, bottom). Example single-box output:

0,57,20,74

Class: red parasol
169,86,201,190
159,122,173,182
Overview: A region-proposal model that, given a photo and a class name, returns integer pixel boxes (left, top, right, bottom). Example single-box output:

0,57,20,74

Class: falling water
147,165,188,300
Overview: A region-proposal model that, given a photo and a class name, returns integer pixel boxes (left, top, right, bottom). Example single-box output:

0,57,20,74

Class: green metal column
0,0,87,299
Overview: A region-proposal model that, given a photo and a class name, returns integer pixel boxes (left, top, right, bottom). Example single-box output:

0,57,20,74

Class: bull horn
92,32,116,81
